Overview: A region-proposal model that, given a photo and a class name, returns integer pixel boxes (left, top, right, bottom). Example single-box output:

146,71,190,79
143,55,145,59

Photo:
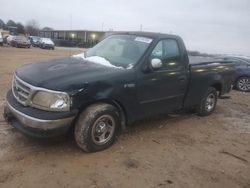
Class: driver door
136,39,188,117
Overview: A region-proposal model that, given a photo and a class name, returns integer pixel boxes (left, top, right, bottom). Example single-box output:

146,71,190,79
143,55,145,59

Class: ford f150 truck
4,32,235,152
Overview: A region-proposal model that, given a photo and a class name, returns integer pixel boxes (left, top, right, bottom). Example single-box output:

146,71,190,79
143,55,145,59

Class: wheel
197,87,217,116
74,103,120,152
236,77,250,92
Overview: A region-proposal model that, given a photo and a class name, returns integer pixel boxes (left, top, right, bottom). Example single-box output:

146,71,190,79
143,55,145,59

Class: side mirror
151,58,162,70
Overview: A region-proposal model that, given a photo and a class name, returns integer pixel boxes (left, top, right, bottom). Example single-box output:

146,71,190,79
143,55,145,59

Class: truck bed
189,55,232,65
183,58,235,108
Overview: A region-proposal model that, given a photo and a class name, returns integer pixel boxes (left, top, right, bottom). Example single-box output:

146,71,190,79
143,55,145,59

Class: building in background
0,29,10,38
39,30,106,48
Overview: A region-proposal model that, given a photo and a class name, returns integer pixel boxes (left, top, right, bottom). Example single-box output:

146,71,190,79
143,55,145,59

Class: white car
40,38,55,50
0,32,3,46
7,35,15,45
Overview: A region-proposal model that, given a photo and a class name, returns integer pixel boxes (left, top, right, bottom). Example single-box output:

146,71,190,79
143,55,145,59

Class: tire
74,103,120,152
236,77,250,92
197,87,217,116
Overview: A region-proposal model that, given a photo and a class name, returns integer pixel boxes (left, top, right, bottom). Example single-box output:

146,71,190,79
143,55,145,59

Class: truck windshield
86,35,152,68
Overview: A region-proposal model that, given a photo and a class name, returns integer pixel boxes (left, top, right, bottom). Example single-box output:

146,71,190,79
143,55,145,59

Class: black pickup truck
4,32,235,152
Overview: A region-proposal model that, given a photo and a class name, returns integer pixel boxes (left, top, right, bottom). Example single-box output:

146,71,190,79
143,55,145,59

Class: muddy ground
0,46,249,188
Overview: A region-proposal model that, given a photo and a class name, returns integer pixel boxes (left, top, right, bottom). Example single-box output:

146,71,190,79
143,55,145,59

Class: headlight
32,91,70,111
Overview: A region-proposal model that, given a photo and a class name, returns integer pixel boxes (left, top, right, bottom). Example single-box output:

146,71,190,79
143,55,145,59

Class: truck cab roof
108,31,182,40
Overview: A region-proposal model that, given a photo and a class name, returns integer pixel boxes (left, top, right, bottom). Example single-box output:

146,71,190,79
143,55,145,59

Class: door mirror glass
151,58,162,70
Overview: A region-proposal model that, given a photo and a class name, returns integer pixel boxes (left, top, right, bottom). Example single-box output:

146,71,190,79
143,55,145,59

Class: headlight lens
32,91,70,111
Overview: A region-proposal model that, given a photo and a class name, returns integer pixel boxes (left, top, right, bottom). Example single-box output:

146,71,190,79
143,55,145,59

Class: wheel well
236,75,250,81
79,99,127,131
211,83,222,95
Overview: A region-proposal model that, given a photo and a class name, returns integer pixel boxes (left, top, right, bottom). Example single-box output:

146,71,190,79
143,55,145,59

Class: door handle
178,76,186,82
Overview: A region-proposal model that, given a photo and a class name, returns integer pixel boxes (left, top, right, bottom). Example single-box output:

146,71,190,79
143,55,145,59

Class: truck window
151,39,181,70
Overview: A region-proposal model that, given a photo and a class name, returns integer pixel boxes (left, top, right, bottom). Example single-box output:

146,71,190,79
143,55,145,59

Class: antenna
69,13,72,56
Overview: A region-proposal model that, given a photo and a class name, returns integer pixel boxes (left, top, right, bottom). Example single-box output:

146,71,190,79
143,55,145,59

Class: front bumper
4,90,78,138
42,44,54,49
17,43,30,48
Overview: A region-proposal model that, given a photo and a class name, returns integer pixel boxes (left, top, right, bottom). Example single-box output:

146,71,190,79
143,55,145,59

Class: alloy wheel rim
238,78,250,91
205,93,216,112
91,115,115,145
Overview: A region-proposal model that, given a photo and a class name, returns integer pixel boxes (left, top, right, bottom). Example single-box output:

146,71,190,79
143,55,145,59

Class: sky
1,0,250,55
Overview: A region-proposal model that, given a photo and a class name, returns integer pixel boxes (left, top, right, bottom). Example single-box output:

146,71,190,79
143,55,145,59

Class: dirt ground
0,46,249,188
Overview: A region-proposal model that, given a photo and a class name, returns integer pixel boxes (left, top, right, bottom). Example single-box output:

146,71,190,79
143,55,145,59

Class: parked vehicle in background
7,35,15,45
29,36,41,47
3,36,8,44
39,38,55,49
0,32,3,46
10,36,31,48
217,56,250,92
4,32,235,152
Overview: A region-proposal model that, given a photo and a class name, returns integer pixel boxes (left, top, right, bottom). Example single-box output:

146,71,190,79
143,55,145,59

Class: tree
42,27,53,31
16,22,25,34
6,20,18,35
0,19,5,29
25,19,40,36
6,20,17,28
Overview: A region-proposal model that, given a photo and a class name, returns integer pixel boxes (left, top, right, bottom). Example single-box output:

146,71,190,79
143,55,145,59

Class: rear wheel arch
236,75,250,81
211,83,222,96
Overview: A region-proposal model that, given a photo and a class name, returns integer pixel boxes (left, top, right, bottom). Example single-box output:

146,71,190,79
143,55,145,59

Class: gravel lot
0,47,249,188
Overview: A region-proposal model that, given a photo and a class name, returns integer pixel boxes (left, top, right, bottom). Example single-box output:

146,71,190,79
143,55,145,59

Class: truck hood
16,57,125,92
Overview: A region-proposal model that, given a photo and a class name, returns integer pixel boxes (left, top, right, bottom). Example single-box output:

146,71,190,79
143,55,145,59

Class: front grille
12,75,32,106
